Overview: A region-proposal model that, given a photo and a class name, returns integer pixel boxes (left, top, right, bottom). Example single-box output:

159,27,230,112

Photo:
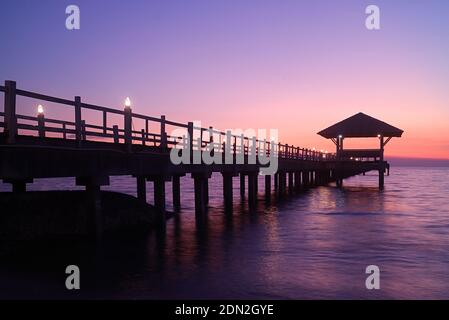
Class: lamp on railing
124,97,132,148
37,104,45,138
124,97,131,109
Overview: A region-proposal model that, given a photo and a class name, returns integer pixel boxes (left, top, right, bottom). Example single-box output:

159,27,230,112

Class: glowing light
377,134,381,138
338,134,343,139
37,104,44,114
124,97,131,108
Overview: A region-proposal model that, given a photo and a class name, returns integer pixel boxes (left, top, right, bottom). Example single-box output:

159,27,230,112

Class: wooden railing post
102,110,107,134
233,136,237,155
4,80,17,143
141,129,146,145
74,96,82,142
160,115,167,148
188,122,194,163
37,112,45,138
62,123,67,139
113,125,119,143
199,128,204,151
209,126,214,156
250,136,257,163
124,106,132,147
81,120,86,140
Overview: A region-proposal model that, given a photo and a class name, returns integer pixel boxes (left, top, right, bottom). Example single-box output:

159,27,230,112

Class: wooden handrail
1,80,337,160
16,89,75,107
81,102,124,115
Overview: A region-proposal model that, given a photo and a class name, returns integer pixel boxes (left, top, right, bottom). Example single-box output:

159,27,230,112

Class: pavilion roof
317,112,404,139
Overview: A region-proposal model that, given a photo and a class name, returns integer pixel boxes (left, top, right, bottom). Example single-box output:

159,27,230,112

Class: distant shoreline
387,157,449,167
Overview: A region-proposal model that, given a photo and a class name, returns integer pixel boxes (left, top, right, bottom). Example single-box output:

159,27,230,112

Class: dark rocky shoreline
0,191,166,243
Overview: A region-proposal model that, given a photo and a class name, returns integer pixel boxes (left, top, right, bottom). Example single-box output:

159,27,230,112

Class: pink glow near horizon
1,1,449,159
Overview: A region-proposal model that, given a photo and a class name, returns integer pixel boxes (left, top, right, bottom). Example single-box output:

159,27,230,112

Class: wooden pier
0,80,402,236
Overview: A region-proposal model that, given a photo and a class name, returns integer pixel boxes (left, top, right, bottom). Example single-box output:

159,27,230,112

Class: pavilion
317,112,403,189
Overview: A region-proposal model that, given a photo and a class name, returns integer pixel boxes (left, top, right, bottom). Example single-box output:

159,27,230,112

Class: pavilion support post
379,168,385,190
379,136,385,190
274,173,279,191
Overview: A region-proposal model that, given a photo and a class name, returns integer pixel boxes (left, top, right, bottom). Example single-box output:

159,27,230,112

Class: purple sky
1,0,449,158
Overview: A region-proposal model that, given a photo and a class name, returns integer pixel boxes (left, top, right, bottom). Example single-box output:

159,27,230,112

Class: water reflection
1,168,449,299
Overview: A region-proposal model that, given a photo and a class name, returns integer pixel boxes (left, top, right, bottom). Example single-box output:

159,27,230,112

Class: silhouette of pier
0,80,402,237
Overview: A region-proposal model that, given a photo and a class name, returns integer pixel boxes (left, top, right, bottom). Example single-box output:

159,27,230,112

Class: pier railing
0,81,334,161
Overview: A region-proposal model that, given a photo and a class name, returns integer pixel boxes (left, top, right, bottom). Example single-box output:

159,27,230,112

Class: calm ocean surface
1,166,449,299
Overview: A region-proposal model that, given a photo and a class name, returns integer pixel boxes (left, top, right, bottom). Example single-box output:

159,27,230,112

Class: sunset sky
1,0,449,159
